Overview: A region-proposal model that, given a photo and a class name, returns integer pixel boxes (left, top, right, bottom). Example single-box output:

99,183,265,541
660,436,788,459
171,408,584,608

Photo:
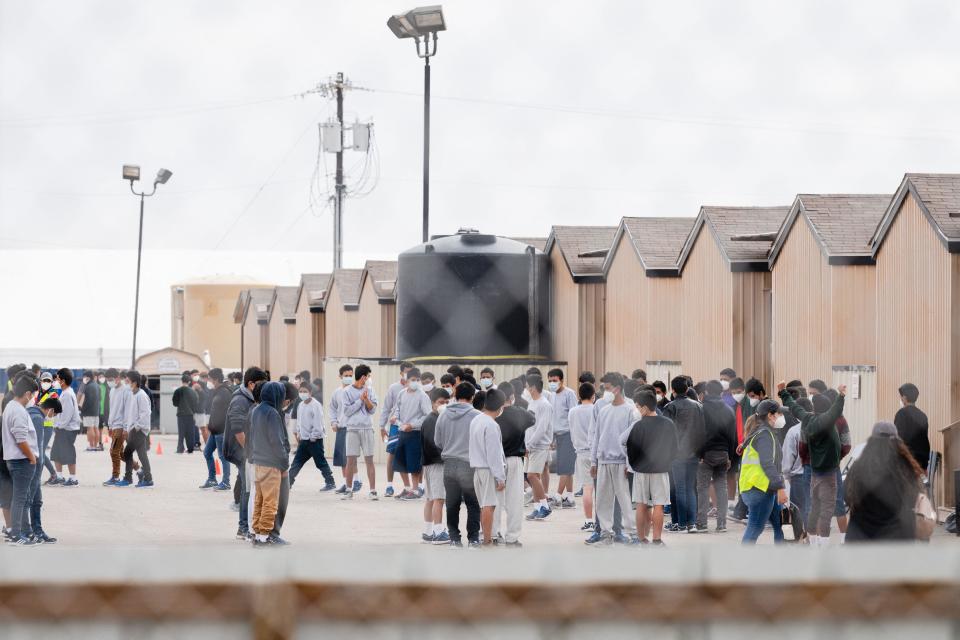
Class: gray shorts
473,468,501,508
575,453,593,488
194,413,208,428
525,449,549,474
424,463,445,501
633,472,671,506
345,429,375,457
82,416,99,428
554,432,576,475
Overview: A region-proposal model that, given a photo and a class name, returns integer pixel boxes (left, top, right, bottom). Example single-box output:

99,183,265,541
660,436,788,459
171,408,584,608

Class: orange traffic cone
155,441,163,455
215,458,222,476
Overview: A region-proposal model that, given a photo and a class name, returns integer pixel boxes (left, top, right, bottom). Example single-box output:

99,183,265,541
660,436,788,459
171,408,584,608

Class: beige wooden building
356,261,398,359
544,226,616,379
266,286,299,379
768,194,890,444
293,273,331,378
675,206,789,384
170,276,261,370
324,269,364,358
870,173,960,470
235,287,275,371
602,216,696,382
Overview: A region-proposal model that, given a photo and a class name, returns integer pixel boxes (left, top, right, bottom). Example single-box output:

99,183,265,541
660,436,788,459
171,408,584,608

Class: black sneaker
33,531,57,544
236,527,249,540
716,524,728,533
449,540,463,548
251,538,271,548
13,535,40,547
694,525,709,534
504,541,523,548
267,535,290,546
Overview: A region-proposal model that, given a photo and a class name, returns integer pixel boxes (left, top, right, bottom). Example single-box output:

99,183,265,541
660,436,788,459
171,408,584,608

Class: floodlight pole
415,33,437,243
129,181,156,370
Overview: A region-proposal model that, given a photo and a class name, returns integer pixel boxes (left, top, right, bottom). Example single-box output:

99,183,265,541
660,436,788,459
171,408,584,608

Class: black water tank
397,230,550,359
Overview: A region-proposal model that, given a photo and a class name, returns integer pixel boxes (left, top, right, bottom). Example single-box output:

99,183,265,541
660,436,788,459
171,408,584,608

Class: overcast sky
2,1,960,354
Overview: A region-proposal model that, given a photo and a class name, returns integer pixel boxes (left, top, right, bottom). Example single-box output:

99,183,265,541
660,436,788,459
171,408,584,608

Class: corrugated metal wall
732,271,772,386
772,218,832,387
381,303,397,359
357,277,385,358
680,229,733,382
604,235,648,375
832,264,877,366
876,192,954,457
549,247,580,376
294,300,312,375
311,312,326,377
577,282,605,378
324,284,360,359
832,366,878,447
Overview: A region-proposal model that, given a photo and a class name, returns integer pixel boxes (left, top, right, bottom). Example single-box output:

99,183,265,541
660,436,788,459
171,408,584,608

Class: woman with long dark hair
844,422,924,542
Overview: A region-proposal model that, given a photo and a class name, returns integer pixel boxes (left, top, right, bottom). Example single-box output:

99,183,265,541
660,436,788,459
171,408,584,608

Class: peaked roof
871,173,960,254
233,290,250,324
544,225,618,282
509,237,548,252
769,194,891,267
295,273,332,313
678,205,790,272
269,286,299,323
362,260,398,302
245,288,276,325
330,269,364,310
602,216,696,277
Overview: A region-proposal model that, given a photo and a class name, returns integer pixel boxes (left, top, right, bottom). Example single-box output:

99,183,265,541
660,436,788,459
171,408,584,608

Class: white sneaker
340,491,354,501
369,491,379,501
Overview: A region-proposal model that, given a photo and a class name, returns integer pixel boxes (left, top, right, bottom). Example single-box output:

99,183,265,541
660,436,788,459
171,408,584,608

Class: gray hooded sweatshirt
434,401,480,462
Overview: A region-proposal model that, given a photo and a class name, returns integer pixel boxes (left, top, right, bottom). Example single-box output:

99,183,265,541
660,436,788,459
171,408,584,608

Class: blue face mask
342,376,354,386
408,380,421,391
547,381,559,393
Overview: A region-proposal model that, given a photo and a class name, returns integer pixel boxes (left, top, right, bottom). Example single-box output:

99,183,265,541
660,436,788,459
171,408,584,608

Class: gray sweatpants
495,456,525,543
596,462,636,536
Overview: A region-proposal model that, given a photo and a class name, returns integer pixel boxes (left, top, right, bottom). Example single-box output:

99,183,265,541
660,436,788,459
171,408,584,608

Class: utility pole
305,73,373,272
333,72,345,271
422,57,430,242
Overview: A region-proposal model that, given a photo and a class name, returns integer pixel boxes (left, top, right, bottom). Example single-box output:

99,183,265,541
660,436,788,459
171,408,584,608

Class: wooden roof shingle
363,260,398,302
295,273,332,313
545,225,618,282
871,173,960,254
678,206,790,272
331,269,364,310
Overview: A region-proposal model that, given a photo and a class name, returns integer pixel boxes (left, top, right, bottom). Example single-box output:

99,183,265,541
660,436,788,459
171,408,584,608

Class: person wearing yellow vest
739,399,788,544
36,372,60,484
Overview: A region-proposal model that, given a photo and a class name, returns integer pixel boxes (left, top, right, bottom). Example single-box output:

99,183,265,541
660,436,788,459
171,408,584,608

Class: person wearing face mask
96,371,110,446
478,367,496,391
739,399,788,544
172,373,199,454
391,368,431,499
247,381,291,547
893,383,930,471
434,382,482,547
419,387,450,544
102,368,135,486
523,375,554,521
662,376,706,534
380,362,413,498
3,374,42,545
546,368,578,510
36,372,60,485
117,371,154,488
223,366,269,541
202,369,234,491
338,364,379,501
78,370,101,452
24,396,61,543
696,381,737,533
777,381,846,546
192,372,210,448
288,382,335,491
50,368,81,486
439,374,456,400
468,389,507,546
329,365,358,494
718,368,737,407
494,382,533,547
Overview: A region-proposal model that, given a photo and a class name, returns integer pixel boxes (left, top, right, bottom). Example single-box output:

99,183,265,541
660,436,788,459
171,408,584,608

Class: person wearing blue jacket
249,381,291,547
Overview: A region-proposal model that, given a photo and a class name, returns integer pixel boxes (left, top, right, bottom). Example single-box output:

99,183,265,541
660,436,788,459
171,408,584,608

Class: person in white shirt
524,375,554,521
546,368,578,509
2,375,40,543
469,389,507,546
390,368,432,499
289,383,335,490
50,368,81,486
380,362,414,498
569,382,597,531
118,371,153,488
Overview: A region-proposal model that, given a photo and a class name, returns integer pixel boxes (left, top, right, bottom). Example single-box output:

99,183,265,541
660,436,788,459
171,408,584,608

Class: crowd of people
0,359,937,548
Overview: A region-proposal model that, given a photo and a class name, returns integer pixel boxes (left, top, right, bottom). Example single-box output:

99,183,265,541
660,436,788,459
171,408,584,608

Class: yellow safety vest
739,428,772,493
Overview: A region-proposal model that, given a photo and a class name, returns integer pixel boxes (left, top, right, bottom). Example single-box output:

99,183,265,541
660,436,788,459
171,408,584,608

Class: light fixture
155,168,173,185
387,14,419,38
123,165,141,182
406,5,445,33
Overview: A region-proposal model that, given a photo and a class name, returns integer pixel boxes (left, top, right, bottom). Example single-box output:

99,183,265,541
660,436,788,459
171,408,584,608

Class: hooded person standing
223,366,269,541
696,380,737,532
434,382,482,547
248,381,291,547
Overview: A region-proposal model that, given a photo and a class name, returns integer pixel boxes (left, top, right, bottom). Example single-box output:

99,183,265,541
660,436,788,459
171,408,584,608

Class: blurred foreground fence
1,546,959,639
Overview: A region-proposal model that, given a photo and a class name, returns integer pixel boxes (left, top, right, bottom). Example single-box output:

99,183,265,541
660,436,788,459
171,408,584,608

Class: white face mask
82,377,90,385
299,392,310,402
41,382,51,391
97,376,106,384
408,380,421,391
26,397,36,408
749,397,760,408
192,375,200,383
479,378,493,388
422,383,434,392
342,376,354,386
720,379,730,390
602,390,614,402
107,380,116,389
732,392,745,403
206,381,214,389
547,381,559,392
53,381,62,390
773,414,786,430
122,380,130,388
442,386,453,395
656,394,664,403
437,404,447,414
